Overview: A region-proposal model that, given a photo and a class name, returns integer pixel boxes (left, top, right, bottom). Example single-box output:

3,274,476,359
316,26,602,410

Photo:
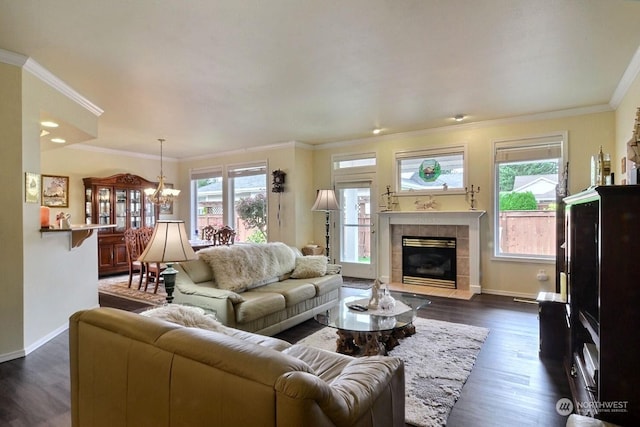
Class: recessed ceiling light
454,114,465,122
40,129,50,137
41,121,59,128
372,128,382,135
51,138,66,144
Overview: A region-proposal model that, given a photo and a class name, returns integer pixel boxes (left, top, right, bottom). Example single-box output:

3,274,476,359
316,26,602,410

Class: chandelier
144,138,180,206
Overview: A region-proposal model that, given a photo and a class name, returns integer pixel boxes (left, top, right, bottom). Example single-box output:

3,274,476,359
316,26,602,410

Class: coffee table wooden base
335,323,416,356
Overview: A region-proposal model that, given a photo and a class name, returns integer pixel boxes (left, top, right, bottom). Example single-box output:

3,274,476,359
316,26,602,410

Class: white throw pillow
290,256,327,279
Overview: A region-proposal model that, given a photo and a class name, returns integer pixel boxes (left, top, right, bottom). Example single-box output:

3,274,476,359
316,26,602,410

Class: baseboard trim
481,288,537,299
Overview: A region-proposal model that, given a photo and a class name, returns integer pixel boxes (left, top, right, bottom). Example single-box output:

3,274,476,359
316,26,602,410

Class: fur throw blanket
197,242,296,292
140,305,225,332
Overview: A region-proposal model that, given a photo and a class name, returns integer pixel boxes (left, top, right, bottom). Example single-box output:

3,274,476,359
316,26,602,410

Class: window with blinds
494,133,566,260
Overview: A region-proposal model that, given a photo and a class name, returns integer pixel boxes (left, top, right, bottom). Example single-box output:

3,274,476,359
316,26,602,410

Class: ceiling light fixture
372,128,382,135
454,114,465,122
40,129,50,137
144,138,181,207
51,138,66,144
41,121,59,128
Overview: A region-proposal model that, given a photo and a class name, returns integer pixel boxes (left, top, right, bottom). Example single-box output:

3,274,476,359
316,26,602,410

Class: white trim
492,131,568,260
314,105,610,151
393,143,468,195
378,210,485,294
23,324,68,356
0,48,28,67
610,44,640,109
0,48,103,117
182,141,312,162
481,288,538,299
0,349,25,363
66,143,178,161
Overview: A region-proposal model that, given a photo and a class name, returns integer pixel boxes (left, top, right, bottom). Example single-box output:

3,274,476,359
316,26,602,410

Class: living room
2,1,640,426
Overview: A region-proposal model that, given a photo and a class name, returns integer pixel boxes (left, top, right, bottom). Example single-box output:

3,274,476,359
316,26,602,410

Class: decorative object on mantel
368,278,381,308
465,184,480,210
380,185,398,211
311,189,340,261
144,138,180,207
414,194,437,210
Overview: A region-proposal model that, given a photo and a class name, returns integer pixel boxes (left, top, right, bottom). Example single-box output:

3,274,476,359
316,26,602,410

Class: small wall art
41,174,69,207
25,172,41,203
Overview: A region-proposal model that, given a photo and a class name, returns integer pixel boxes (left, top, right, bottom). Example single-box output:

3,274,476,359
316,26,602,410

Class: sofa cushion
250,282,317,307
291,256,327,279
283,274,343,297
284,344,354,383
179,259,213,283
235,292,286,324
198,243,296,292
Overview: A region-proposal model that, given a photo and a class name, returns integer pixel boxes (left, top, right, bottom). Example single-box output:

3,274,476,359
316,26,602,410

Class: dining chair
201,225,216,242
123,228,144,289
215,226,236,246
138,226,166,293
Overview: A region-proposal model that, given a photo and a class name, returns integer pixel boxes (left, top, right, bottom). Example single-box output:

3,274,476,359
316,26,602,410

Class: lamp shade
138,220,197,263
311,189,340,211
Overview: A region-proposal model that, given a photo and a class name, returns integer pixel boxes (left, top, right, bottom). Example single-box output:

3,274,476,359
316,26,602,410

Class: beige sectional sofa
172,242,342,335
70,306,405,427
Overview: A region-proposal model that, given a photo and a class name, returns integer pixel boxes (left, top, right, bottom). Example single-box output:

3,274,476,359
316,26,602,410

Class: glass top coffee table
315,292,431,356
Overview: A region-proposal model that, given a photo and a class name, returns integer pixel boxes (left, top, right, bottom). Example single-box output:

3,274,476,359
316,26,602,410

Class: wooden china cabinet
83,173,159,276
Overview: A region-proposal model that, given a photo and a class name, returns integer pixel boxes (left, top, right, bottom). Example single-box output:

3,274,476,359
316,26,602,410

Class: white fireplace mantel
377,210,486,294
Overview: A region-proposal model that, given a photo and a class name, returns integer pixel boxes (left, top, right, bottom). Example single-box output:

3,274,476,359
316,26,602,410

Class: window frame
394,145,467,195
227,161,268,242
492,132,568,262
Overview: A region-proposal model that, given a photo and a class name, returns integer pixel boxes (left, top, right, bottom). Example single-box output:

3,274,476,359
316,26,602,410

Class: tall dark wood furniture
83,174,159,276
562,185,640,425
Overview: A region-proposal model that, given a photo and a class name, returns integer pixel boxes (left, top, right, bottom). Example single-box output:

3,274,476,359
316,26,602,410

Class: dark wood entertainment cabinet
561,185,640,425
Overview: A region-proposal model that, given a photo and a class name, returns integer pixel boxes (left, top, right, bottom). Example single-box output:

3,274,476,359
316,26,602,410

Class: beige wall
0,62,25,357
314,111,616,297
614,73,640,181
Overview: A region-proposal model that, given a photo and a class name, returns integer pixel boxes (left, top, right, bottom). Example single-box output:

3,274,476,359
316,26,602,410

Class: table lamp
138,220,197,303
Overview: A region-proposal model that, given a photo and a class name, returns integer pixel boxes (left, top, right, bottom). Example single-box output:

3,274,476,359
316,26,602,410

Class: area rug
98,276,166,305
297,317,489,427
342,276,374,289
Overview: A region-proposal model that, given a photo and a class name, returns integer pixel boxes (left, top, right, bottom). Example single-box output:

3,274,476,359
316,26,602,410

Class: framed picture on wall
41,175,69,207
25,172,41,203
159,183,174,214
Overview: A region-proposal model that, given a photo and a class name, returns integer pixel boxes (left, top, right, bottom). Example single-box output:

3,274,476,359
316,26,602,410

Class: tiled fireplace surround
378,211,485,294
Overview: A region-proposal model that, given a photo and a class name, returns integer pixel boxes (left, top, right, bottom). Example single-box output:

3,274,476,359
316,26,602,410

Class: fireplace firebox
402,236,456,288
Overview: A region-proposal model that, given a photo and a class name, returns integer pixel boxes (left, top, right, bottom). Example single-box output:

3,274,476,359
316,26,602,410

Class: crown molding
610,44,640,109
66,143,177,162
182,140,312,162
0,48,28,67
0,48,103,117
314,104,613,151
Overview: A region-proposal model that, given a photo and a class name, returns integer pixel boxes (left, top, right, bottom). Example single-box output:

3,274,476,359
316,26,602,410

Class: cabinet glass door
130,189,142,229
97,187,111,226
145,197,156,228
115,189,127,232
85,188,92,225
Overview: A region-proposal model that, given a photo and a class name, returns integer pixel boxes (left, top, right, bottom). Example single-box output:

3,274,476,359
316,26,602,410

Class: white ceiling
2,0,640,159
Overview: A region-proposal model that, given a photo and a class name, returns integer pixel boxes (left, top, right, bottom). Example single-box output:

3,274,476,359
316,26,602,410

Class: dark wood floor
0,291,569,427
